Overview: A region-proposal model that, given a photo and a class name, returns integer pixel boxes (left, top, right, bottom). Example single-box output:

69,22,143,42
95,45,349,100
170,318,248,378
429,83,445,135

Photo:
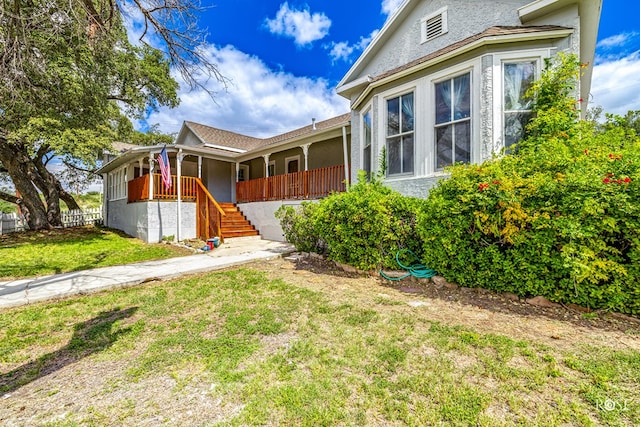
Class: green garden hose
379,249,437,281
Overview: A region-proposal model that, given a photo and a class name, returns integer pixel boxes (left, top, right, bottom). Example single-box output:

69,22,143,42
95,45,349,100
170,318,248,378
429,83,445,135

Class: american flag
157,147,172,190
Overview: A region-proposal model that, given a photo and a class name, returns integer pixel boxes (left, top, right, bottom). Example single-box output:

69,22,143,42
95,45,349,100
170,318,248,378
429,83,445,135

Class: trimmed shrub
276,172,424,271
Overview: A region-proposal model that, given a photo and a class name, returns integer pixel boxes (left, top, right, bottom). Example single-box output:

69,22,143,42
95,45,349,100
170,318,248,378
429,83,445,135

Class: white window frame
285,155,300,174
361,106,373,179
108,166,127,201
433,71,473,171
421,7,448,44
268,160,275,177
384,89,416,177
238,164,249,182
422,61,480,175
492,49,551,152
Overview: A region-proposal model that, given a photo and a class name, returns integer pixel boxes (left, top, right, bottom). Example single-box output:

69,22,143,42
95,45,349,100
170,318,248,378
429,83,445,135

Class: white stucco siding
105,200,196,243
239,200,308,242
358,0,531,80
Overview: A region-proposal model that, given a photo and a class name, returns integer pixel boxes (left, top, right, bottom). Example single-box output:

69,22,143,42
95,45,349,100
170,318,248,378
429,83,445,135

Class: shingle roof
185,113,351,153
184,121,263,151
372,25,572,82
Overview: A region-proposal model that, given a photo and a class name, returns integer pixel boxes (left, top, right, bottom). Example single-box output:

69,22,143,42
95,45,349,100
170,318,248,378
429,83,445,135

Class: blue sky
140,0,640,137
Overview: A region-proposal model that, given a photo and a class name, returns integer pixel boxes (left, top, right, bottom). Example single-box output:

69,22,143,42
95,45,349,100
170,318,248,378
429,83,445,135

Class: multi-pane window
386,92,414,175
362,110,372,179
504,61,536,149
435,72,471,170
108,168,127,200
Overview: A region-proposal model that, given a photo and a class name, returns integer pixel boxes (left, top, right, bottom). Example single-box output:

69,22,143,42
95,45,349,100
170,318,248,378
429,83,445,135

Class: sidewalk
0,237,295,310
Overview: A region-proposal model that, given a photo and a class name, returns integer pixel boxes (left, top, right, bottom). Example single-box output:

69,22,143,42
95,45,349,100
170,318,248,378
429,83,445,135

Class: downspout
177,149,183,242
342,125,350,189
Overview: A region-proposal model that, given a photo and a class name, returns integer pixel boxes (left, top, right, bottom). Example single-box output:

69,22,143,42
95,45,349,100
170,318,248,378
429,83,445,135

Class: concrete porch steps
219,203,260,238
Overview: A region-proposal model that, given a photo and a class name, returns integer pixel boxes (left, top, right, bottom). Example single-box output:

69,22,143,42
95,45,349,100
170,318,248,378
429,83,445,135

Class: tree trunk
32,155,64,227
0,142,51,230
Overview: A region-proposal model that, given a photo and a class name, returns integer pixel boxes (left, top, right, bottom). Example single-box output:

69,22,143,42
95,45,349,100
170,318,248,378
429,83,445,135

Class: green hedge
418,55,640,315
276,173,424,271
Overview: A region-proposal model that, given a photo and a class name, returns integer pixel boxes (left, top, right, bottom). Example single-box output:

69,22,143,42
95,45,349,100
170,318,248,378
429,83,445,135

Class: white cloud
327,30,379,63
590,51,640,115
596,32,638,50
264,2,331,47
381,0,406,16
143,45,349,138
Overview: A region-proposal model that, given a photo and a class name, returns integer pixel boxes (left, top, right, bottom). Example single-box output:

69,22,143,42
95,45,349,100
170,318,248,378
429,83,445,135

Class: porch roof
98,113,352,174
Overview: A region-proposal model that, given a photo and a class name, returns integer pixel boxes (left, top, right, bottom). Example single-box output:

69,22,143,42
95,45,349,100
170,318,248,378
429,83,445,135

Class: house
97,0,601,243
337,0,601,198
97,114,351,243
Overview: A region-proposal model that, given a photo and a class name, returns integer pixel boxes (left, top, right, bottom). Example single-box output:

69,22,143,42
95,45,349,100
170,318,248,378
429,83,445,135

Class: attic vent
421,7,448,43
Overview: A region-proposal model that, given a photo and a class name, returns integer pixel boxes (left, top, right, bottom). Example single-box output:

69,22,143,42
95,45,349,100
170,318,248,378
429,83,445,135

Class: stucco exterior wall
238,200,307,242
359,0,529,79
268,148,304,175
384,175,446,199
106,200,196,243
307,136,350,170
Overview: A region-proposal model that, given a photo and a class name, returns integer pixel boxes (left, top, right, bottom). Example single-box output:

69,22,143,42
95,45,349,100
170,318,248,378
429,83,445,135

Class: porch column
235,162,240,182
148,154,155,200
263,154,270,177
301,143,311,171
198,156,202,179
138,159,144,177
342,126,350,189
177,150,184,242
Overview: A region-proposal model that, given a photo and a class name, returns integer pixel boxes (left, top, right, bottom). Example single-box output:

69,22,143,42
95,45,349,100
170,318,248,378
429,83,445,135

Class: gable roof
183,113,351,153
337,0,601,109
341,25,573,108
372,25,570,83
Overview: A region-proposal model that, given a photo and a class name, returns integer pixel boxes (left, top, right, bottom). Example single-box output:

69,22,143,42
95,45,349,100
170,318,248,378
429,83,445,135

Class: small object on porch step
201,245,211,251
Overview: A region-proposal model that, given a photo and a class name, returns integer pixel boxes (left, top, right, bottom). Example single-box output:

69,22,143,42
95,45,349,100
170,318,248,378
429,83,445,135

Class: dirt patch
291,254,640,334
261,255,640,353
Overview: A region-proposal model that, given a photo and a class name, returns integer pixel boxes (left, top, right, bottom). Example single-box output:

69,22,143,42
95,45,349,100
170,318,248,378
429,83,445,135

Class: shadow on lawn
0,306,138,395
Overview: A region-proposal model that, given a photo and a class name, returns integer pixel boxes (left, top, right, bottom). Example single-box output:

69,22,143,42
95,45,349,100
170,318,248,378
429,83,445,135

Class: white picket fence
0,207,103,235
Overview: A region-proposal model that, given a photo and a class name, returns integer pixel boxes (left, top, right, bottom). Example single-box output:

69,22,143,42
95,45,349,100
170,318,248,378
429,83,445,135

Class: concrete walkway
0,237,295,310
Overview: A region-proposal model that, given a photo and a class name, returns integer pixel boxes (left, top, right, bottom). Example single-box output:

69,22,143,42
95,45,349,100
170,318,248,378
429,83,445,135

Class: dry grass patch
0,259,638,426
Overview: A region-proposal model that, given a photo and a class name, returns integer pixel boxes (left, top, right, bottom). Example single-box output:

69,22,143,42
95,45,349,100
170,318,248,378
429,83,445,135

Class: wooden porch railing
195,178,226,242
235,164,347,203
127,174,198,203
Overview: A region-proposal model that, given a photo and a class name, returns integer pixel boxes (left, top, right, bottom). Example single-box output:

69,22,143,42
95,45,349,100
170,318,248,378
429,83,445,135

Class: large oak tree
0,0,223,229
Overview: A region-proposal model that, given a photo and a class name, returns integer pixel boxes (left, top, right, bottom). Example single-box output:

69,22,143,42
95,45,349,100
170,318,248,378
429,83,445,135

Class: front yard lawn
0,226,192,279
0,259,638,426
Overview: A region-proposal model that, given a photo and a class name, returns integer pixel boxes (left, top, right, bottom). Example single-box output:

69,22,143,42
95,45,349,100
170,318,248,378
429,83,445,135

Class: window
386,92,414,175
268,161,275,177
362,109,372,179
238,165,249,181
285,156,300,174
421,7,448,43
108,167,127,201
435,72,471,170
504,61,536,150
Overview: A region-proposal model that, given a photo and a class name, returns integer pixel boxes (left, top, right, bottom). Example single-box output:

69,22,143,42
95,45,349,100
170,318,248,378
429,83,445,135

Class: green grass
0,268,638,426
0,226,192,279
